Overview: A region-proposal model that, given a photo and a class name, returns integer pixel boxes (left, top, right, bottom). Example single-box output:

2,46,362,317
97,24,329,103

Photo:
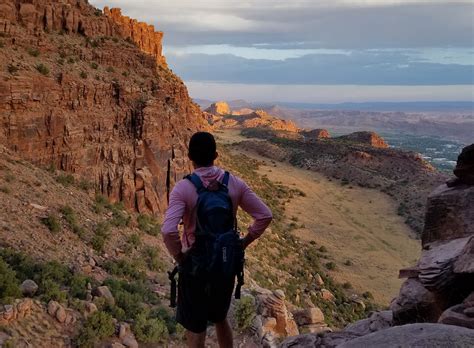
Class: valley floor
217,130,421,304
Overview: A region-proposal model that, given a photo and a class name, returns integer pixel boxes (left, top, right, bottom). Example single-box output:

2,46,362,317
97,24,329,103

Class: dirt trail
217,130,421,304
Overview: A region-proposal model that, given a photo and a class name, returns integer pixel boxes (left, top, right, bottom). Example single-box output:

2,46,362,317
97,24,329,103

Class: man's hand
241,235,254,250
174,251,186,265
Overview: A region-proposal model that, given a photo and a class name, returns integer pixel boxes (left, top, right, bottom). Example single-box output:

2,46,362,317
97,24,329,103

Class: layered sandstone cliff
0,0,206,214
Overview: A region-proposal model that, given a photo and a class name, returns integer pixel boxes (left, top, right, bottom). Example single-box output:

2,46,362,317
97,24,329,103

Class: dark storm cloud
166,51,474,85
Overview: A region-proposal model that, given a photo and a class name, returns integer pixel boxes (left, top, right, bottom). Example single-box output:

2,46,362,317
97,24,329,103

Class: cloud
185,82,474,103
166,51,474,85
90,1,473,49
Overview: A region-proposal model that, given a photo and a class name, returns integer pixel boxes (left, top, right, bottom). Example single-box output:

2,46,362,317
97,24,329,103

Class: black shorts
176,264,235,333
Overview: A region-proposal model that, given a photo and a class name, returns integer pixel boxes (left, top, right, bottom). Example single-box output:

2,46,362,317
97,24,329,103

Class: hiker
162,132,273,348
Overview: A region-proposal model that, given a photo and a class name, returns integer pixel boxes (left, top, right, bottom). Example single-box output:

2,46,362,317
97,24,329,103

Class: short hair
188,132,217,167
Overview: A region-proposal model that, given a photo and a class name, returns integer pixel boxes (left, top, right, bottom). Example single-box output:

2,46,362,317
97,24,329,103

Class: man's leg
186,330,206,348
215,318,233,348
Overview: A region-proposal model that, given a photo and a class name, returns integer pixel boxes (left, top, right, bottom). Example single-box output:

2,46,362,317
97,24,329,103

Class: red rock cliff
0,0,206,215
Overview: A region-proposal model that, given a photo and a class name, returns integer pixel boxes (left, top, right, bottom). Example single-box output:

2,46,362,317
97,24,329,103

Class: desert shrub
0,186,10,194
137,214,160,236
344,260,353,266
90,62,98,70
56,173,75,186
39,279,67,303
325,262,336,270
342,282,353,289
234,296,256,331
0,258,21,304
78,179,93,191
362,291,374,300
122,71,129,77
80,71,88,79
41,213,61,234
67,57,75,64
92,222,110,252
76,311,115,348
7,64,18,74
127,234,141,248
106,66,115,73
318,246,328,253
60,206,76,226
133,312,169,344
143,247,163,272
104,259,145,281
0,41,4,48
35,63,49,76
110,203,130,227
93,194,111,214
69,274,90,300
27,48,40,57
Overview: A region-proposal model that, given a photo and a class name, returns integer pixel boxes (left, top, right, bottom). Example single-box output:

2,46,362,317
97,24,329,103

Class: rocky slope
0,0,206,215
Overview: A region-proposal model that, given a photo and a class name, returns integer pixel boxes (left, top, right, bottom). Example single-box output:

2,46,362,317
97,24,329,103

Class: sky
90,0,474,103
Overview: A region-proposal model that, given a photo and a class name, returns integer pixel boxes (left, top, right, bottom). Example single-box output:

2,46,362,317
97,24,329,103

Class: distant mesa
205,101,231,116
338,131,389,149
300,129,331,140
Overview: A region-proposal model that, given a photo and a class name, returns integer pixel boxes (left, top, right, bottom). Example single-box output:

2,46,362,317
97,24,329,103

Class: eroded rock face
205,101,231,116
300,129,331,140
422,185,474,246
337,131,389,148
0,0,206,214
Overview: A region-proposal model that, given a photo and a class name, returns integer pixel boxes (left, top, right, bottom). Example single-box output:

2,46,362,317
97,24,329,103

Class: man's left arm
161,183,186,263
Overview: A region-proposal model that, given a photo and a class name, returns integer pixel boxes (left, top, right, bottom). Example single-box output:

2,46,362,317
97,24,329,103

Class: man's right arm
161,182,186,263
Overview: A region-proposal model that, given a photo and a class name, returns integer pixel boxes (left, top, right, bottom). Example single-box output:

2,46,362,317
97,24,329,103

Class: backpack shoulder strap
186,173,205,192
222,171,230,186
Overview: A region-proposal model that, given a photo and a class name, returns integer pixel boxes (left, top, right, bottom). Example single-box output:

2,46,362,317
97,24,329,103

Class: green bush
56,173,75,186
76,311,115,348
344,260,353,266
69,274,90,300
80,71,88,79
325,262,336,270
41,213,61,234
90,62,99,70
27,48,40,57
319,246,328,253
35,63,49,76
104,259,145,281
106,66,115,73
92,222,110,252
93,194,111,214
127,234,141,248
133,312,169,344
0,257,21,304
137,214,160,236
60,206,76,226
234,296,256,331
143,247,163,271
342,282,353,289
39,278,67,303
110,203,130,227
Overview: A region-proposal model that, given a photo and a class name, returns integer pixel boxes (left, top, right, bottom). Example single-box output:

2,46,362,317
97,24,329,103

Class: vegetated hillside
0,145,179,347
239,128,446,235
0,0,206,216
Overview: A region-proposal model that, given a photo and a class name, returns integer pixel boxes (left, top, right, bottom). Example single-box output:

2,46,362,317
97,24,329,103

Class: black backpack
168,171,245,307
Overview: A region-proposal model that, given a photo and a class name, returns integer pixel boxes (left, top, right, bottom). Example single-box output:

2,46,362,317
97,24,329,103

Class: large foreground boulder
338,323,474,348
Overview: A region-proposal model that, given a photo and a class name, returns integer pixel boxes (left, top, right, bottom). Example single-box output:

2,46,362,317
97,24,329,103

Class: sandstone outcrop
205,101,231,116
337,131,389,148
0,0,206,215
300,129,330,140
0,299,33,326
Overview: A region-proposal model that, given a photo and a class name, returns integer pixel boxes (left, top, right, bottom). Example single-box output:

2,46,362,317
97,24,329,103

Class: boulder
438,304,474,329
20,279,38,297
83,302,98,318
345,311,393,336
55,306,67,323
292,308,325,326
121,334,139,348
338,323,474,348
422,184,474,246
47,301,61,316
205,102,231,116
320,289,335,302
314,273,324,287
93,286,115,306
390,278,443,324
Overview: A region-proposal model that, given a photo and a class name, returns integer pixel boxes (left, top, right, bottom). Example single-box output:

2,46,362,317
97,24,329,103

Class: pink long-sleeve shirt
161,166,273,258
